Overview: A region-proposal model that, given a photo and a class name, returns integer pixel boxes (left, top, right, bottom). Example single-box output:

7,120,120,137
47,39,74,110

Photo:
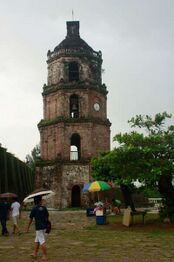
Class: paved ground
0,210,174,262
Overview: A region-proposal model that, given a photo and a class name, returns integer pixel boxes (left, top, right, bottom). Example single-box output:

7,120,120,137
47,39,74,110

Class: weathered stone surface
36,21,111,209
36,163,90,209
40,121,110,160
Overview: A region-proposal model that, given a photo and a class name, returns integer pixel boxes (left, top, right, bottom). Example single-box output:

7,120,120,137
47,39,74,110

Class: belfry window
69,62,79,81
70,133,81,160
70,94,79,118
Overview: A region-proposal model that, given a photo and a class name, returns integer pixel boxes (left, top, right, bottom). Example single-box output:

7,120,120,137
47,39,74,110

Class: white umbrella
23,189,55,203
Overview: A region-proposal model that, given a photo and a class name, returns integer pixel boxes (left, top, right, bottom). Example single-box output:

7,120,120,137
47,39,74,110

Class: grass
1,210,174,261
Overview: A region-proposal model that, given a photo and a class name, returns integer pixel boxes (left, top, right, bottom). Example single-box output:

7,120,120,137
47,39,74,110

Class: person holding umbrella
0,197,11,236
26,195,49,261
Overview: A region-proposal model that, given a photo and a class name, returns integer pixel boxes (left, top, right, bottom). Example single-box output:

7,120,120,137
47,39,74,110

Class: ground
0,210,174,262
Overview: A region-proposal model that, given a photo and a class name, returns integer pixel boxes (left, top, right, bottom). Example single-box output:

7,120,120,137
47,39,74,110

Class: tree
25,144,40,173
91,112,174,214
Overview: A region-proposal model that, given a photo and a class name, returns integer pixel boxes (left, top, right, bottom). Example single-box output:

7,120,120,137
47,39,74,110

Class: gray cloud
0,0,173,159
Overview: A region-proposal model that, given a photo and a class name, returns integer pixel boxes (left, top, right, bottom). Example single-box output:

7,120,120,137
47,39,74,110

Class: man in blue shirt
0,198,10,236
26,195,49,260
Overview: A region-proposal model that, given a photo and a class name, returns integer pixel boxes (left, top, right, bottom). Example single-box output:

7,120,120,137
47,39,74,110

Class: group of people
0,195,49,261
94,198,121,215
0,197,21,236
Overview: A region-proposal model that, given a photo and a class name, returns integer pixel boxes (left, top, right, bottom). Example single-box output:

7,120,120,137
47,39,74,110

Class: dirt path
0,210,174,262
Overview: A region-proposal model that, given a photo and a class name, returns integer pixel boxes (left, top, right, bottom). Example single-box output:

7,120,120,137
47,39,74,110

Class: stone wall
43,88,107,120
39,121,110,160
47,56,101,86
35,162,90,209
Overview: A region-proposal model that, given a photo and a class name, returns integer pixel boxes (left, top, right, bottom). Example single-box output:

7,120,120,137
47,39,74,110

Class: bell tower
36,21,111,208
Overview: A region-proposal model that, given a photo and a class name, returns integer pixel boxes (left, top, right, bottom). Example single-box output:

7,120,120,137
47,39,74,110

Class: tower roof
54,21,94,53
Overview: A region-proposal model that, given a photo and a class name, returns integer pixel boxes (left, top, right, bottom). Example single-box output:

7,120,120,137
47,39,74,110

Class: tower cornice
42,82,108,96
47,49,102,64
38,116,111,129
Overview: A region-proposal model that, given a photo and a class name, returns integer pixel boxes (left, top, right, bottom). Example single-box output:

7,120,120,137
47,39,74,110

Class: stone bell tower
36,21,111,208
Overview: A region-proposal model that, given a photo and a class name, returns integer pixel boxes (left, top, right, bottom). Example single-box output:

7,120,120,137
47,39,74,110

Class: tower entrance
71,185,81,207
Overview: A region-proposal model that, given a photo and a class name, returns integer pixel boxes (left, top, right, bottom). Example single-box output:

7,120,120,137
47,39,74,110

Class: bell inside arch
72,103,77,110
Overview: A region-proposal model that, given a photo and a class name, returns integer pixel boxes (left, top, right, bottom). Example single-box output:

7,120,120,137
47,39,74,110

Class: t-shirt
30,205,49,230
0,202,11,219
11,201,21,217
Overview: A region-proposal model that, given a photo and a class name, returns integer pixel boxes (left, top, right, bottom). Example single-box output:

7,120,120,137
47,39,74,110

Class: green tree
25,144,40,172
91,112,174,214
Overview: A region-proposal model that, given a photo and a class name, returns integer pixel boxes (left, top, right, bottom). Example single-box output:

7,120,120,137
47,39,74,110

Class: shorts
12,215,19,225
35,230,46,245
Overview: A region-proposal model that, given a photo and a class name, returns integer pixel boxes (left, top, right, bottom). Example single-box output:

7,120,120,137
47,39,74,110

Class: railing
148,198,162,204
47,48,102,60
148,198,162,210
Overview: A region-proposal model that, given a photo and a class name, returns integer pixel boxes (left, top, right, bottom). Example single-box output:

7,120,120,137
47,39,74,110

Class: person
104,198,112,214
26,195,49,261
11,197,21,234
112,199,121,214
0,198,11,236
94,201,104,214
120,184,136,212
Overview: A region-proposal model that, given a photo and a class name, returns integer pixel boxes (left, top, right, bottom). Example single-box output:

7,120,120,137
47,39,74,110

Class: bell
72,103,77,110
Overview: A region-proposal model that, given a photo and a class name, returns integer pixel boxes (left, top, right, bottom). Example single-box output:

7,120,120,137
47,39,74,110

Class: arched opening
71,185,81,207
70,133,80,160
70,94,79,118
69,62,79,81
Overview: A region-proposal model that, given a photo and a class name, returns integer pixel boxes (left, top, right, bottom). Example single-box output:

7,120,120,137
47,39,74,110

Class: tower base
35,161,91,209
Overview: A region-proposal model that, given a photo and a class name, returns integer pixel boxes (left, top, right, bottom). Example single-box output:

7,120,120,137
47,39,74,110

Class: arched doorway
71,185,81,207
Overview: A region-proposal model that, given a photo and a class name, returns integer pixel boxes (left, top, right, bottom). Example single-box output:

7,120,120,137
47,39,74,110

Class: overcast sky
0,0,174,161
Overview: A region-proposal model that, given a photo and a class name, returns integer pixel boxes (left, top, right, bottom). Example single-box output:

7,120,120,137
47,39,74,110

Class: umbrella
0,192,18,198
82,181,112,193
23,189,55,203
82,181,113,200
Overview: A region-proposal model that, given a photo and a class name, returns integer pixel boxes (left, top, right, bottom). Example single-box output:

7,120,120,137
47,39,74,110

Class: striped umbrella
82,181,112,200
83,181,112,192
